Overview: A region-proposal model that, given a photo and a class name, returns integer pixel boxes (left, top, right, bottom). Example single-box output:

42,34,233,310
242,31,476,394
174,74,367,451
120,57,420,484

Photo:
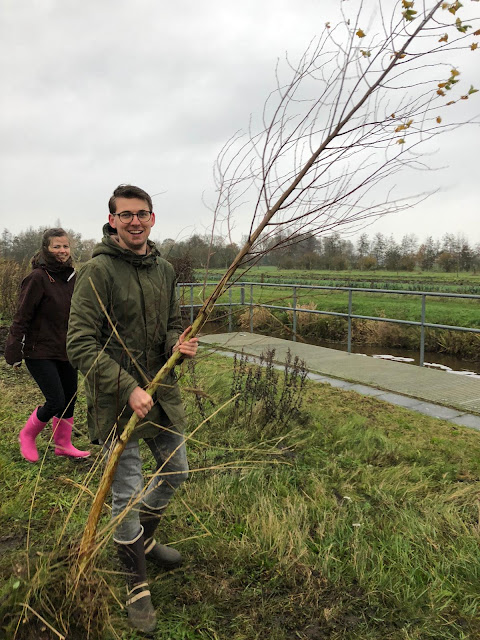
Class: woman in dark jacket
5,228,90,462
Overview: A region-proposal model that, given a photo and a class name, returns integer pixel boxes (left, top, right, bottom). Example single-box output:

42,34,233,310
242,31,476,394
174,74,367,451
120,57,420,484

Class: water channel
311,339,480,376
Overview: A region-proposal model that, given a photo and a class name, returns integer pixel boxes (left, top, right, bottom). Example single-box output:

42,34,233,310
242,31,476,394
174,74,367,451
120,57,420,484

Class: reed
0,259,29,320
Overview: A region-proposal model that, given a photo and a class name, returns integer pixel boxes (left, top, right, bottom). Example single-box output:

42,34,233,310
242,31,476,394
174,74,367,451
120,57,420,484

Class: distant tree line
261,231,480,273
2,226,480,275
158,231,480,274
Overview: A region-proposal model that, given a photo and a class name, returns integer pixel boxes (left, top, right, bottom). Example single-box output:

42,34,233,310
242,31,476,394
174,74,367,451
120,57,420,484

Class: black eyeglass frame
113,210,153,223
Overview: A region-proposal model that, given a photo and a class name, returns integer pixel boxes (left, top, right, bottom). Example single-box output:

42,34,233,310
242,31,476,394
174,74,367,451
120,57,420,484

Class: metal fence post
292,286,297,342
228,287,232,333
190,284,194,325
240,285,245,306
249,283,254,333
420,294,426,367
347,289,352,353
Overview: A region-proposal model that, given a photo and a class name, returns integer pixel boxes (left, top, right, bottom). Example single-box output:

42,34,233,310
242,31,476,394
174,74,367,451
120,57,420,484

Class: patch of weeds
230,348,308,437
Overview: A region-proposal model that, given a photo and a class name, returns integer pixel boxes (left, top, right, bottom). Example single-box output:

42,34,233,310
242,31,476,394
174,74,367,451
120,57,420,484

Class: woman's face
48,235,71,262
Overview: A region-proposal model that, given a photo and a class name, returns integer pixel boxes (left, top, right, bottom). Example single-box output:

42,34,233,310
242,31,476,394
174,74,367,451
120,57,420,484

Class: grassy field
183,283,480,329
197,267,480,293
1,349,480,639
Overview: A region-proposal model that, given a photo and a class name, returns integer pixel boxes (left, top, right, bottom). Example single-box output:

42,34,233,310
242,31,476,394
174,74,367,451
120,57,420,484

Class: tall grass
0,259,29,321
1,352,480,639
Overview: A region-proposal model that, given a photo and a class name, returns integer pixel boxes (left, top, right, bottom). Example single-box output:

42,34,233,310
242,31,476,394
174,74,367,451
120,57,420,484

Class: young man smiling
67,184,198,634
108,193,155,254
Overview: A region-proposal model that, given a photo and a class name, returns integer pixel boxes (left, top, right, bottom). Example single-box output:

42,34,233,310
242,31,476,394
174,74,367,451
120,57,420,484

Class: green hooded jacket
66,224,186,443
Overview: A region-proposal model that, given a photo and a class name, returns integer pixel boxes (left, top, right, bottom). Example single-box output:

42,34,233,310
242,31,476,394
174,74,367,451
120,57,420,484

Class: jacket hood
92,223,160,267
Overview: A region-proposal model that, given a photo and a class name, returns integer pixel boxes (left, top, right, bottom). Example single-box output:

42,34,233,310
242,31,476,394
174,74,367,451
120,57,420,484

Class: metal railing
177,281,480,367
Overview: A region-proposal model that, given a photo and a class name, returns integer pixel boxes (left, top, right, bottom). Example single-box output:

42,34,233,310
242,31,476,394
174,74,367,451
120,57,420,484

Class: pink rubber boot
19,407,47,463
52,416,90,458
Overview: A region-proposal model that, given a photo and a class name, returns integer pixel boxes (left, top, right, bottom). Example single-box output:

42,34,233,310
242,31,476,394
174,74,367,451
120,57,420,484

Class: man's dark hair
108,184,153,214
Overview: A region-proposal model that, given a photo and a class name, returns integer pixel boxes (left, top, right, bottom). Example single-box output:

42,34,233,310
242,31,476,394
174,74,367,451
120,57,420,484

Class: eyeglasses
114,210,152,223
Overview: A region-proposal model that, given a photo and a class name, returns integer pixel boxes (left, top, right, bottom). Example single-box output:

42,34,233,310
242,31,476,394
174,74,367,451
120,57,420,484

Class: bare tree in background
205,0,478,278
78,0,479,568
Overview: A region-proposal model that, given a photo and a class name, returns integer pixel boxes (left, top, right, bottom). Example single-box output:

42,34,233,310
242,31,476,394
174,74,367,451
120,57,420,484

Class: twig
19,603,66,640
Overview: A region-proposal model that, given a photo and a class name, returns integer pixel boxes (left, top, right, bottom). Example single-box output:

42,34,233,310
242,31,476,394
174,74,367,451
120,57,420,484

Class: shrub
169,254,196,283
230,348,308,437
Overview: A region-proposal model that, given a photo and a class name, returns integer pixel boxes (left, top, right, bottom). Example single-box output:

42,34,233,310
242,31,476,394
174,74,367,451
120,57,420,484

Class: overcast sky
1,0,479,248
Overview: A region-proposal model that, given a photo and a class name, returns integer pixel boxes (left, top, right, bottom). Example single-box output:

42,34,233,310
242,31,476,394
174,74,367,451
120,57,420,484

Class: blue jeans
108,426,189,543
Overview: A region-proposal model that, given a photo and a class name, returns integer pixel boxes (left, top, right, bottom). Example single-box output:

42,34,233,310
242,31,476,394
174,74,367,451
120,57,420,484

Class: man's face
109,196,155,255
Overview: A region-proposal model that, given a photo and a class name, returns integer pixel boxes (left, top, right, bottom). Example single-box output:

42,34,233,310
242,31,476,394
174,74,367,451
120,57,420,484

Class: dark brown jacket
4,265,76,364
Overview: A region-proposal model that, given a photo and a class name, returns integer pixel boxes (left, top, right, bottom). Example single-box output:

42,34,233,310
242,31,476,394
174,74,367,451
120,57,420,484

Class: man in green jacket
67,184,198,634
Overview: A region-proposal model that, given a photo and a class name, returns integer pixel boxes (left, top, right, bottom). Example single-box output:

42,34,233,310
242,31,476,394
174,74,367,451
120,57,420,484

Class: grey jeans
107,426,189,543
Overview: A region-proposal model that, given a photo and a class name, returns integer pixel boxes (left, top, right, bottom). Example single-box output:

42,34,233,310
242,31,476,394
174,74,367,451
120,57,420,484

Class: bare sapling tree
77,0,478,570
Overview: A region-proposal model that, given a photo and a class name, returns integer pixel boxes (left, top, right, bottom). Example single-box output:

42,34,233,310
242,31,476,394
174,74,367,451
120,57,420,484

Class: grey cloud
1,0,479,244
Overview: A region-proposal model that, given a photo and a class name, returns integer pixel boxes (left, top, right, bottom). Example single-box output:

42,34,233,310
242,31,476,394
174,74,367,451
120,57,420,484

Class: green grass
183,282,480,329
1,352,480,639
197,266,480,292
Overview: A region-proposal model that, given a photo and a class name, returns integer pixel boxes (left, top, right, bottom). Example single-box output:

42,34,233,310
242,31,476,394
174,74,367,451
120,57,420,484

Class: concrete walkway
199,332,480,431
